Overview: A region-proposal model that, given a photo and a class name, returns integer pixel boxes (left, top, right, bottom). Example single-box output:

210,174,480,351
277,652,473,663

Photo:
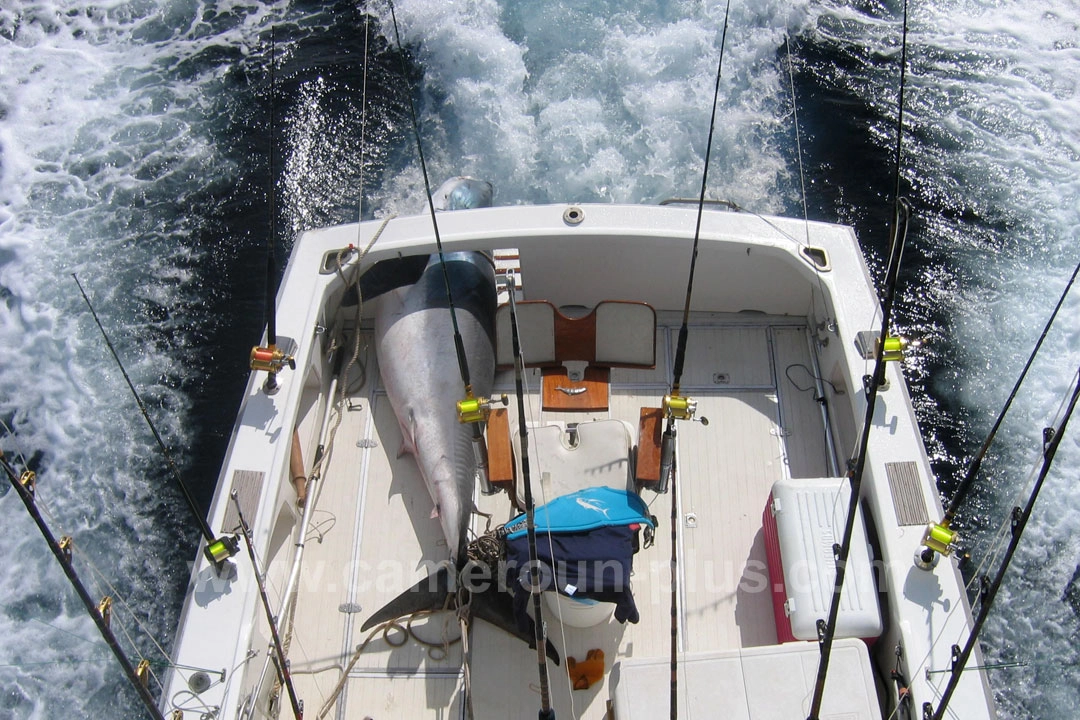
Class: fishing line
73,274,217,546
663,3,732,718
671,0,732,395
231,491,304,720
504,286,556,720
785,36,811,246
266,26,279,350
784,35,836,338
0,452,167,720
7,468,174,682
930,367,1080,719
357,11,371,227
942,255,1080,525
0,417,30,471
962,365,1080,597
503,274,580,718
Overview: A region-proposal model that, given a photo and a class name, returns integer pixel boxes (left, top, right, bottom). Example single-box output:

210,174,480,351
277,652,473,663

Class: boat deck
283,312,838,718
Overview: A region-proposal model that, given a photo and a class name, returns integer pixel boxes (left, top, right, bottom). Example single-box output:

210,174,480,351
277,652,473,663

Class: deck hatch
886,461,929,526
221,469,264,532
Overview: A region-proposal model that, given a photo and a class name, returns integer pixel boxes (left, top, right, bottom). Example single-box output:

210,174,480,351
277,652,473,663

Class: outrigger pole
506,283,556,720
928,367,1080,719
73,274,240,571
1,451,167,720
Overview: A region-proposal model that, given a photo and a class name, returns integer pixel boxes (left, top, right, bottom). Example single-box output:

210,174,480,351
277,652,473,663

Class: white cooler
762,477,882,643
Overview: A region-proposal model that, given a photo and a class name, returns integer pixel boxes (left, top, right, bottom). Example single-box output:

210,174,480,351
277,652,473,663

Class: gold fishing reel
915,520,959,570
881,335,908,363
250,345,295,374
250,344,295,395
662,393,697,421
457,392,509,424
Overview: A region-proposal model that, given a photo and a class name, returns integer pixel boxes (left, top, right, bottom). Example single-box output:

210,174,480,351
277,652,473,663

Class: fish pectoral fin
360,565,453,632
430,504,440,520
396,421,418,458
471,588,561,666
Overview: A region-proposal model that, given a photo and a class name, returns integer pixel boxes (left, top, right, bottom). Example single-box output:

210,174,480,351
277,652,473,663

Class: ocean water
1,1,1077,718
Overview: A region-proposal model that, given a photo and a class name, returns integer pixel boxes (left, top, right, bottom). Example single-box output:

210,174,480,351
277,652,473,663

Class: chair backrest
512,420,636,506
496,300,656,369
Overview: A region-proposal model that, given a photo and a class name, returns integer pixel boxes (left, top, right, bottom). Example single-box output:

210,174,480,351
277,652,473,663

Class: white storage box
762,477,882,643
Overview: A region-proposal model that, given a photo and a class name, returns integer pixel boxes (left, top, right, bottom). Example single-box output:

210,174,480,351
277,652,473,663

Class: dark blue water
1,1,1077,717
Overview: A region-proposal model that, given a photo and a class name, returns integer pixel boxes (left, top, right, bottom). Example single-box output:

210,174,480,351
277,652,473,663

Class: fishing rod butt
459,393,508,495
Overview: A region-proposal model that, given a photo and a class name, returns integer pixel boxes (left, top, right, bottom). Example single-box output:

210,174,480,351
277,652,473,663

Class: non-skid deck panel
772,325,834,479
677,392,786,652
344,393,464,674
220,469,264,533
675,325,772,389
886,460,930,526
285,337,386,715
337,674,462,718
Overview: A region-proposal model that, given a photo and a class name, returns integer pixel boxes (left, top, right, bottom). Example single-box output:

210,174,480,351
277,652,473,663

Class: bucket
544,591,614,628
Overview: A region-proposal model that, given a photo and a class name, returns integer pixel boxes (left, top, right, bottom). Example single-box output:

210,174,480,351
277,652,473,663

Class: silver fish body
374,251,496,566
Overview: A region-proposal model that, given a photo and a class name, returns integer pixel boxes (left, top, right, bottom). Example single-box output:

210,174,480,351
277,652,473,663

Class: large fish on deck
362,247,559,662
374,251,497,568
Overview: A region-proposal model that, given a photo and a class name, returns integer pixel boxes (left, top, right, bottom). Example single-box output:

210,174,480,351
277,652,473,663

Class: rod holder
657,426,676,494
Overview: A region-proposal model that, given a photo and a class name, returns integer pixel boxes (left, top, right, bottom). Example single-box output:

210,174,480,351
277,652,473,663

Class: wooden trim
636,407,664,485
541,366,610,411
487,408,515,489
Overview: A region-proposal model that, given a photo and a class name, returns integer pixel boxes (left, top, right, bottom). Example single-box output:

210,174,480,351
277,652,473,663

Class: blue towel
504,487,654,540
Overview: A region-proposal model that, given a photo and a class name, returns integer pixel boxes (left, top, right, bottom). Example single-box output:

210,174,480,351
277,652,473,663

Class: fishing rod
807,200,910,720
506,282,556,720
230,491,304,720
250,26,296,395
659,0,730,484
386,0,500,495
0,451,167,720
73,274,240,571
808,4,914,715
928,367,1080,719
918,255,1080,562
657,3,731,718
